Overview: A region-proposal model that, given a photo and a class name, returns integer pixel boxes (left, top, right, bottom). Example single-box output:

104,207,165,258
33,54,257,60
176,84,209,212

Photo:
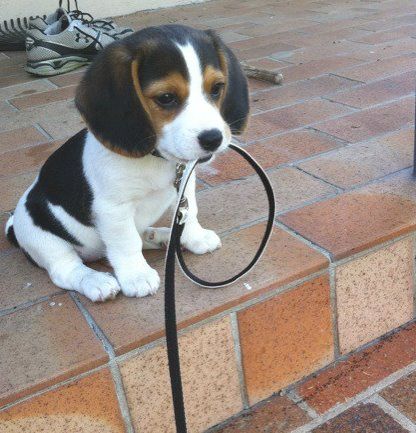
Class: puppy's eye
210,82,225,98
155,93,178,108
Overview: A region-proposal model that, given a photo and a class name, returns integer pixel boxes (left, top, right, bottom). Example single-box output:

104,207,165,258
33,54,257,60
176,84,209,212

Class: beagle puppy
5,25,249,302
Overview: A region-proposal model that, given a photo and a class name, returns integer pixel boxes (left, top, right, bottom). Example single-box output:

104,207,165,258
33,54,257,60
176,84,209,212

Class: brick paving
0,0,416,431
213,323,416,432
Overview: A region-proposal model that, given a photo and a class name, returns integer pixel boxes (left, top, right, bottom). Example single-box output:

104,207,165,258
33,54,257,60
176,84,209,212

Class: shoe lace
59,0,79,12
59,0,115,29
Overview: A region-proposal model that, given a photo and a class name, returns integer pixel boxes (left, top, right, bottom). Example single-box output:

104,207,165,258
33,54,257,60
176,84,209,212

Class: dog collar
151,148,164,159
150,149,186,193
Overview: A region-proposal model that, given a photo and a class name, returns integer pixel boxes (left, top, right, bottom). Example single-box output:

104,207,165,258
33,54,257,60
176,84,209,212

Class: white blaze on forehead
155,41,229,162
176,42,204,102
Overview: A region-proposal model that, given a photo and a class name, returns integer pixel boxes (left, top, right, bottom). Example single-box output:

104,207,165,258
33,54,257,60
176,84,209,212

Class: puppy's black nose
198,129,223,152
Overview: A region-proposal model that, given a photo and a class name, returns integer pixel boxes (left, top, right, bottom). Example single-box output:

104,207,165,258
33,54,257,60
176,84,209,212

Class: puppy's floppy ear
75,40,155,157
206,30,249,135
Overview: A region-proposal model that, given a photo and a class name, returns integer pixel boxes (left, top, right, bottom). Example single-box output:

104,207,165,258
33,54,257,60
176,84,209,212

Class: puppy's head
75,25,249,161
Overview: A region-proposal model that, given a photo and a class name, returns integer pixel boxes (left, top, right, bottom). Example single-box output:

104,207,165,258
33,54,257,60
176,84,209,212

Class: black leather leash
165,143,275,433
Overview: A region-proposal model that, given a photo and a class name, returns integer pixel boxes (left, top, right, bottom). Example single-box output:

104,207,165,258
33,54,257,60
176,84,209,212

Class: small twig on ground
240,61,284,85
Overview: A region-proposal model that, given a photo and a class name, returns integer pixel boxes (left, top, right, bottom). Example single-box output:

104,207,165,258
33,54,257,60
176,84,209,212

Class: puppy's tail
5,213,19,247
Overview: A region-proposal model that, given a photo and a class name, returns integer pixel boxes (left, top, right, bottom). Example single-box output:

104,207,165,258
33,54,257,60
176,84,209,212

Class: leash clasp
175,163,189,225
176,196,189,225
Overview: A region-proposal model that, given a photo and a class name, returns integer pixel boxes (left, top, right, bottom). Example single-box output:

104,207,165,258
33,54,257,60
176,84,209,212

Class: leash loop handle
176,144,275,287
165,144,275,433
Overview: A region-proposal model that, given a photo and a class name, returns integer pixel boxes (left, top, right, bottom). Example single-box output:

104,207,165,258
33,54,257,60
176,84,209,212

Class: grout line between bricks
274,220,332,260
253,91,363,114
346,164,414,193
412,233,416,318
7,99,19,110
330,66,415,84
305,126,353,146
44,78,59,89
274,191,341,216
249,70,363,98
197,177,212,190
0,364,107,412
33,122,54,140
329,268,341,359
322,96,361,110
289,145,350,169
70,293,115,355
264,56,294,66
7,84,77,106
305,126,352,147
70,292,136,433
328,90,414,111
244,92,414,146
278,211,415,267
205,408,247,433
286,389,319,419
305,126,350,146
293,126,414,172
254,88,413,124
4,98,18,112
290,361,416,433
210,215,269,240
343,38,376,46
0,292,63,317
368,394,416,432
286,145,351,172
294,165,344,192
109,364,136,433
331,232,415,267
327,72,365,84
230,312,250,409
249,94,360,119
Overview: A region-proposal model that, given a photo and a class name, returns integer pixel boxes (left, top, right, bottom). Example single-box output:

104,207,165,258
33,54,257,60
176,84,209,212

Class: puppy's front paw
119,266,160,298
80,272,120,302
181,227,222,255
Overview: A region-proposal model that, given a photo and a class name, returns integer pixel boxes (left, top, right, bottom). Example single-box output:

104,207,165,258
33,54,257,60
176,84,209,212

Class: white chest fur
83,132,177,203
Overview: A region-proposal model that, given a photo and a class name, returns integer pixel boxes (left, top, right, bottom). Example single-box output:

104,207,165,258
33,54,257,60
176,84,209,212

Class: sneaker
25,14,120,76
29,1,133,39
0,16,46,51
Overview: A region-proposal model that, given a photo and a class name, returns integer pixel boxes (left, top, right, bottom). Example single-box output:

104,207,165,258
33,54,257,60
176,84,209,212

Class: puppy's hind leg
23,233,120,302
48,250,120,302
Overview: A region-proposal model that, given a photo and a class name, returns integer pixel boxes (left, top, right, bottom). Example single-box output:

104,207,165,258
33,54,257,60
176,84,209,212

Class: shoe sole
26,55,94,76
